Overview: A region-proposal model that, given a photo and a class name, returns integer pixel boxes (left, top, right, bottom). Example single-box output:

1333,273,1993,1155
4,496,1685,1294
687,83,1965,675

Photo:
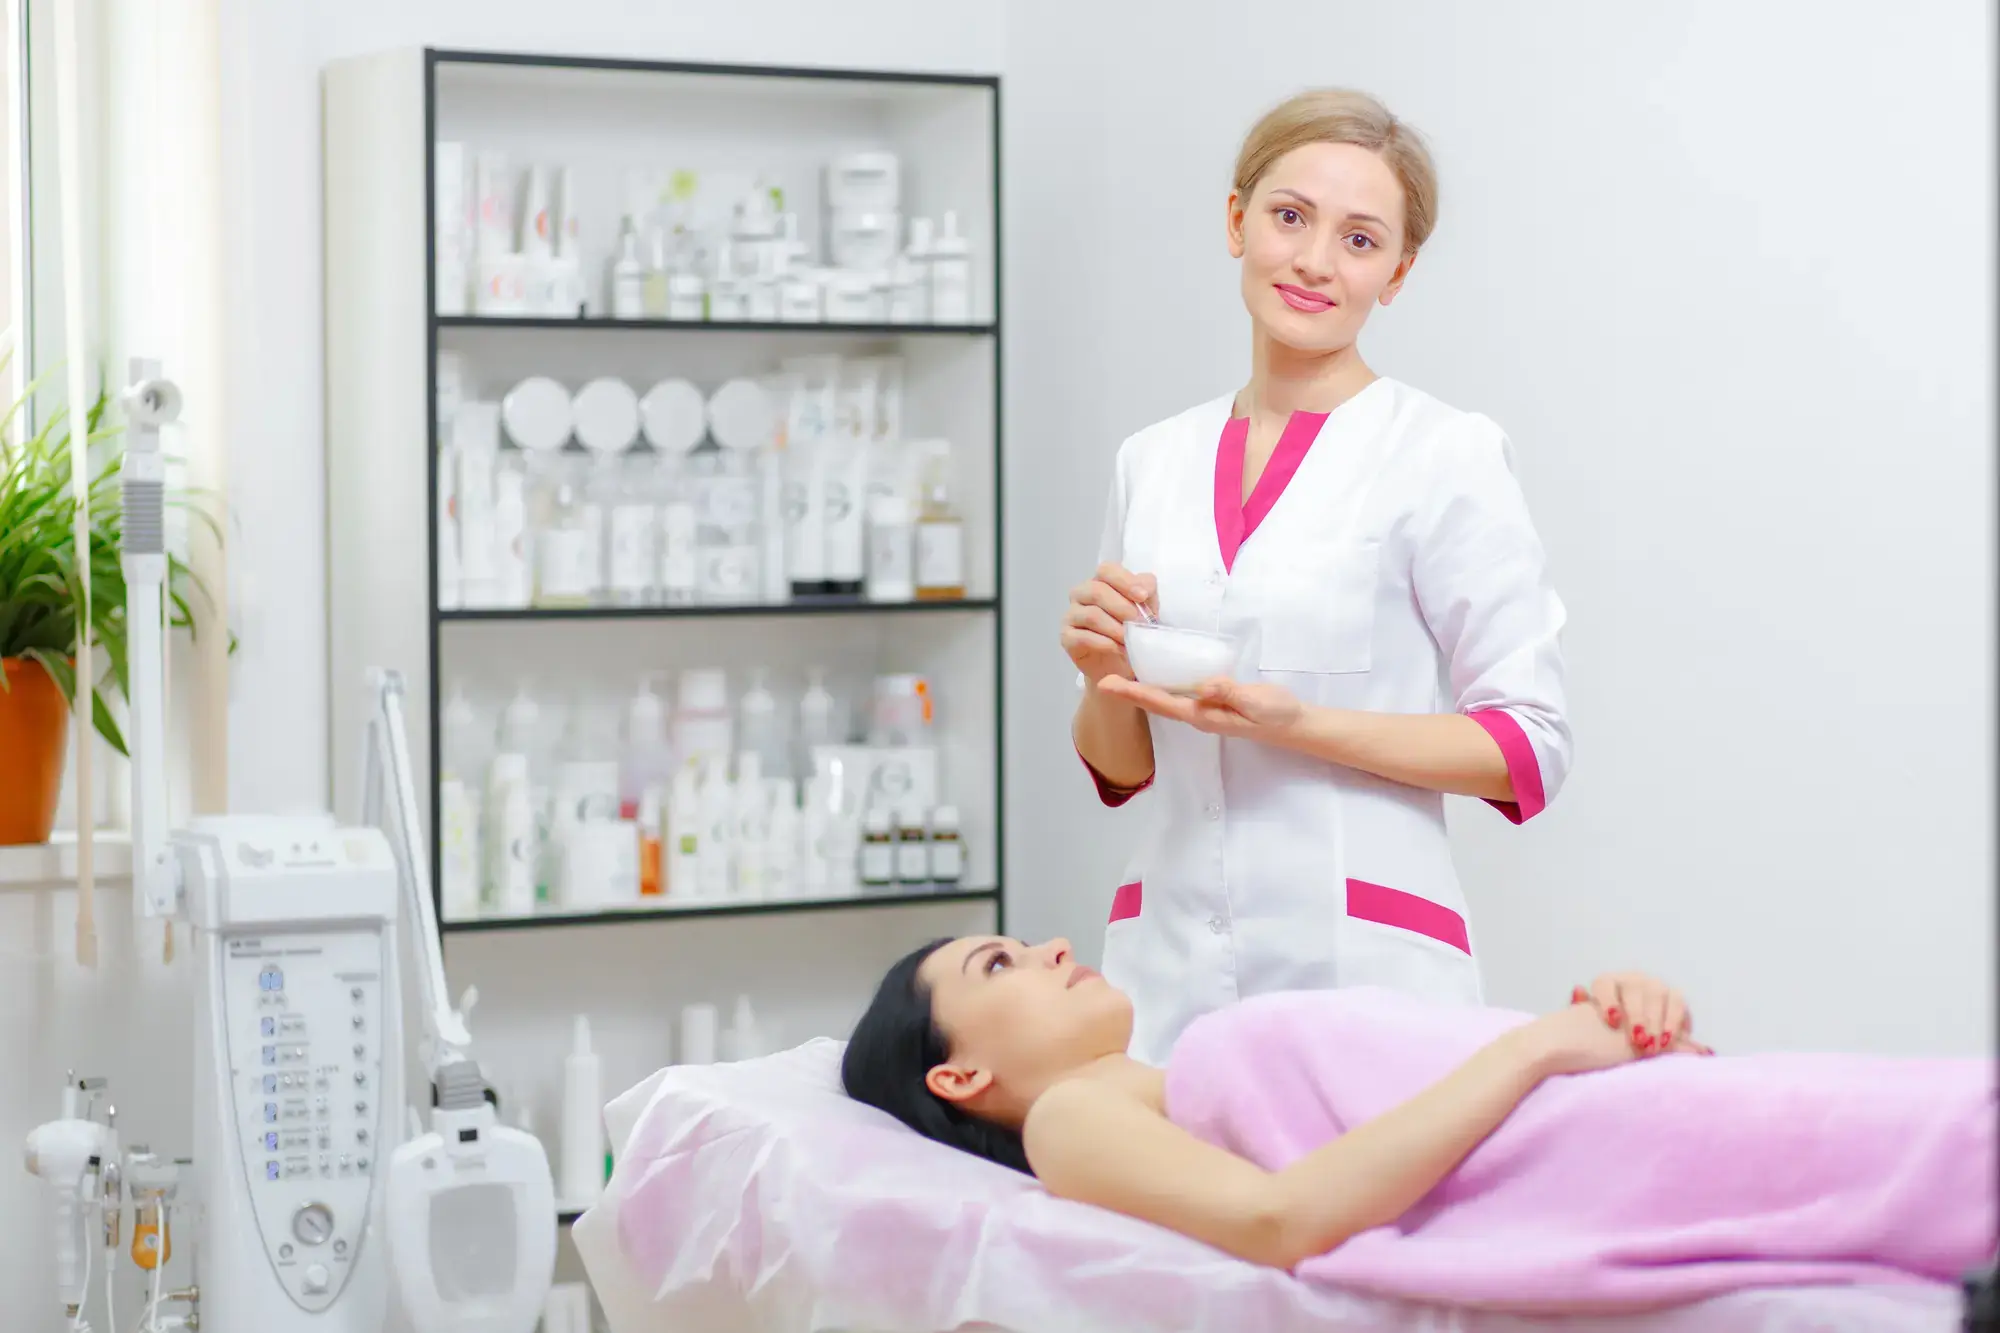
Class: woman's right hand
1062,564,1157,687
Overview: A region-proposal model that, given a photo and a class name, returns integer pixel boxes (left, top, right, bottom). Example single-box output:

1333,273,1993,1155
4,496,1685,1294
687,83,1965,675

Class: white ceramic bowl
1124,622,1244,693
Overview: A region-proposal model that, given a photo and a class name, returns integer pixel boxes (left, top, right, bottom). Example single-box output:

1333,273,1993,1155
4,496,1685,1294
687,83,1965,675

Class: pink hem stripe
1346,878,1471,954
1076,743,1153,809
1108,881,1143,924
1214,417,1249,572
1467,708,1547,825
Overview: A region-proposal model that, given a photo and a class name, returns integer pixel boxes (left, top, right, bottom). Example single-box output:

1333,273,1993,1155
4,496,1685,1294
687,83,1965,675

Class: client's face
917,936,1134,1121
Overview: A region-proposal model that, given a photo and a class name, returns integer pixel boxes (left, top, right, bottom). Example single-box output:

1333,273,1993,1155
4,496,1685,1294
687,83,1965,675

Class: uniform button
1204,803,1221,820
1207,572,1223,587
1207,916,1227,935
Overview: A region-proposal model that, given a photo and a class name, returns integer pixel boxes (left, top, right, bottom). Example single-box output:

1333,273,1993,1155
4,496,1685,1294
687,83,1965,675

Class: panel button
302,1263,329,1294
1207,915,1227,935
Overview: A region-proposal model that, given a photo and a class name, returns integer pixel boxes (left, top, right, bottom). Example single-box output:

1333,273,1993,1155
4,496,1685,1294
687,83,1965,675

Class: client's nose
1042,938,1073,968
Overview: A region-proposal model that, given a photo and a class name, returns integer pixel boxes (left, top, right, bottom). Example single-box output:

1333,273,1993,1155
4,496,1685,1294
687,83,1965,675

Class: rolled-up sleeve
1412,416,1572,824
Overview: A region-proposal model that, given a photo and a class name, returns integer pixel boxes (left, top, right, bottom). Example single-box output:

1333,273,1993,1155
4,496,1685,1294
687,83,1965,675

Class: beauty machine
21,362,555,1333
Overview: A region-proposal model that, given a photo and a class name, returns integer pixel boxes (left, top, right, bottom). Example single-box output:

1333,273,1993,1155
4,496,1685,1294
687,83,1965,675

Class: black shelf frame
421,49,1005,944
443,886,1000,936
442,596,995,625
439,315,994,337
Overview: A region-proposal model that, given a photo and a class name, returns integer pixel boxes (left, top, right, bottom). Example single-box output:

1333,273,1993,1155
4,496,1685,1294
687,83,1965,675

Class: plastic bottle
866,495,915,603
732,753,766,900
674,669,733,775
797,667,840,777
489,683,545,913
929,210,972,323
722,995,763,1062
606,447,659,607
738,669,786,781
621,674,674,897
559,1016,604,1206
439,682,487,921
610,216,645,319
764,778,799,899
696,755,735,900
665,765,701,899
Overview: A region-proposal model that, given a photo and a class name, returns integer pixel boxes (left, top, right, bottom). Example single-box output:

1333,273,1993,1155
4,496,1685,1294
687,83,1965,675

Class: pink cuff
1077,745,1153,809
1467,708,1548,825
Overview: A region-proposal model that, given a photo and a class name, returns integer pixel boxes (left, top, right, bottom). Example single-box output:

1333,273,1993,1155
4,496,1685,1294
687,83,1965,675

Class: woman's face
917,935,1134,1115
1230,141,1417,356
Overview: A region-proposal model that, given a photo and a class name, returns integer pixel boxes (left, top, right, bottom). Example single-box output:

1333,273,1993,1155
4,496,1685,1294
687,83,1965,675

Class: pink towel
1164,987,1997,1312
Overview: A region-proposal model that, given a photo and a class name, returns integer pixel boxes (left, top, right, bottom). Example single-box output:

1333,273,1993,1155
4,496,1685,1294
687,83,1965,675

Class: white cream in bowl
1124,622,1244,693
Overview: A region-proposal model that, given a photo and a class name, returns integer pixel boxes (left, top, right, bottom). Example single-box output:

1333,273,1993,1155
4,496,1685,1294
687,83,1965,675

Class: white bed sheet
570,1041,1962,1333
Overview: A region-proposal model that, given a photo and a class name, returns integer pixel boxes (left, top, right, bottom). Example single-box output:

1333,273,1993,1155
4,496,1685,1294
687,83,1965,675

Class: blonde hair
1233,89,1439,255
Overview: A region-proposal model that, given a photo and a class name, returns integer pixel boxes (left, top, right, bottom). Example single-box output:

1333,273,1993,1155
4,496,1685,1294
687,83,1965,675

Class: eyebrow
962,940,1005,974
1270,188,1388,229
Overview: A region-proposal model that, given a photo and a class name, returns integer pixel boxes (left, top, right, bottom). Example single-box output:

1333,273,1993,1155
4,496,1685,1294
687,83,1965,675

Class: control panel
225,926,386,1309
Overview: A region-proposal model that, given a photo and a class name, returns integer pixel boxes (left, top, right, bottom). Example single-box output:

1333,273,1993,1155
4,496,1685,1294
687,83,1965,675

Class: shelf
441,597,995,625
442,885,999,934
0,832,134,890
437,316,995,337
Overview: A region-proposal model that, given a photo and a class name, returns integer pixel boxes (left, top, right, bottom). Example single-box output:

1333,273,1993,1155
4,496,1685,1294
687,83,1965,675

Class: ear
925,1060,995,1106
1379,250,1418,306
1225,190,1247,259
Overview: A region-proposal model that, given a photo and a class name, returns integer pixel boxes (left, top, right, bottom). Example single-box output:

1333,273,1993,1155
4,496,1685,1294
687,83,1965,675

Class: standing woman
1064,89,1572,1064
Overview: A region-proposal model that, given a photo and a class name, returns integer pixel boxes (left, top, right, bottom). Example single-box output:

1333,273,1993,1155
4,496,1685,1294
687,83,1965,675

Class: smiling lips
1067,965,1100,989
1275,283,1336,313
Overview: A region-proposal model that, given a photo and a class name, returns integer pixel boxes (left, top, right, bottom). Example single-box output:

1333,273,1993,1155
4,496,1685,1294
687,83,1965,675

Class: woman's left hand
1092,676,1306,742
1571,972,1711,1056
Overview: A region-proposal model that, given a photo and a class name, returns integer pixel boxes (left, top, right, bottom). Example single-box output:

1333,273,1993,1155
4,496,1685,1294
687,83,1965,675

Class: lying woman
842,934,1997,1310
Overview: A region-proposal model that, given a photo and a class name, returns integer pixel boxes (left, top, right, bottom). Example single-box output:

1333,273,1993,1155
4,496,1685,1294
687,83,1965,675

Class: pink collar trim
1214,410,1330,573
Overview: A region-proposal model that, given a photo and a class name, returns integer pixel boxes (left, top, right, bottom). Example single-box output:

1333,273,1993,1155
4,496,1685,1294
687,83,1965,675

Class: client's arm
1023,1004,1645,1270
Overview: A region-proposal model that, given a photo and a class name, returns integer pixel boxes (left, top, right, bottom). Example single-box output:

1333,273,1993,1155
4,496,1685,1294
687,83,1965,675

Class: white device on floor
21,360,556,1333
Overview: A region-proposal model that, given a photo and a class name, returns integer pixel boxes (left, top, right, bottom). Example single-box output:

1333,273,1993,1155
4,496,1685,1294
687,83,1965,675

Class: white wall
1003,0,1996,1058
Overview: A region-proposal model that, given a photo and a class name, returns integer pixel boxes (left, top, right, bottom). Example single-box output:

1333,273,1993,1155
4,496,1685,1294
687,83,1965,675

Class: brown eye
1277,207,1303,226
1347,233,1377,251
985,950,1011,974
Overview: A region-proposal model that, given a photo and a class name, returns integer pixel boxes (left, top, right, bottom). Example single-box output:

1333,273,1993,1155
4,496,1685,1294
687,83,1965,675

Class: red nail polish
1605,1007,1622,1027
1571,986,1587,1004
1632,1025,1647,1040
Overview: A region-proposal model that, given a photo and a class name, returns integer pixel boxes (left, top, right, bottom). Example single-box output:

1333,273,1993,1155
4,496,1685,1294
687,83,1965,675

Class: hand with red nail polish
1581,972,1696,1057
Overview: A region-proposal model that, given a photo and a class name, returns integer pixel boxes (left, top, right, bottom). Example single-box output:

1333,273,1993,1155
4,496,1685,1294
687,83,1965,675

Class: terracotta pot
0,656,71,845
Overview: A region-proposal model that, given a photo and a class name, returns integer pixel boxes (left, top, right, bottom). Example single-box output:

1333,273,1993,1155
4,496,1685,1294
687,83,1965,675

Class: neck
1240,327,1376,421
992,1051,1153,1127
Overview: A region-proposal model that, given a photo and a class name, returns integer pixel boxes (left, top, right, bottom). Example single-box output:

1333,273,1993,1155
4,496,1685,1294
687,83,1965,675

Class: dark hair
841,936,1033,1174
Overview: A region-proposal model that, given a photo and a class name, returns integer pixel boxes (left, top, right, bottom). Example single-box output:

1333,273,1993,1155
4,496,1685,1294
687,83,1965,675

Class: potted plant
0,370,219,844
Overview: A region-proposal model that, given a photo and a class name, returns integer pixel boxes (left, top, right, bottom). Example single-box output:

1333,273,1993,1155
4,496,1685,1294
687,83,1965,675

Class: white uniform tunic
1087,378,1571,1064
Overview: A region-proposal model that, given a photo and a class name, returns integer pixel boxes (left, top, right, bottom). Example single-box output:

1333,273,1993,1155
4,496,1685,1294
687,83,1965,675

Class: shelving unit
324,53,1003,952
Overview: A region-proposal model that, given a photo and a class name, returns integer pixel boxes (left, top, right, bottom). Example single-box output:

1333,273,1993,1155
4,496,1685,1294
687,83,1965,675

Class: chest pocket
1252,535,1381,676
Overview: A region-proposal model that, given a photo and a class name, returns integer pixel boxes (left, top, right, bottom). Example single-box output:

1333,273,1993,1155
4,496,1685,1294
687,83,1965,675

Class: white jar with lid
826,270,885,325
780,269,824,323
666,273,706,321
827,212,900,273
824,151,900,215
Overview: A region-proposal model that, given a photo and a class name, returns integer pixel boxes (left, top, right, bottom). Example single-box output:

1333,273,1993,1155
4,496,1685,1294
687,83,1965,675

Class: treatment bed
570,1040,1973,1333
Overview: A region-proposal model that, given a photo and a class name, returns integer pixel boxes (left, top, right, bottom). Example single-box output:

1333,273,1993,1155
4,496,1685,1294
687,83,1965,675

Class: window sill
0,831,134,889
